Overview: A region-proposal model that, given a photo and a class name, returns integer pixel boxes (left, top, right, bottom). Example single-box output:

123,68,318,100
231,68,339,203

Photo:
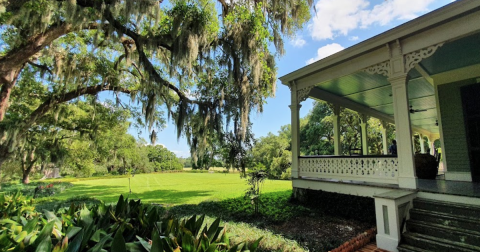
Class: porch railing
298,155,399,185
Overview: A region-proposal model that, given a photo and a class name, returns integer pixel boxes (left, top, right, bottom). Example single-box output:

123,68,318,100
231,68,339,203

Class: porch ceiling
311,32,480,135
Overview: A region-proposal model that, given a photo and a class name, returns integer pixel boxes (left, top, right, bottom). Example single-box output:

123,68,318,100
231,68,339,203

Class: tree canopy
0,0,313,169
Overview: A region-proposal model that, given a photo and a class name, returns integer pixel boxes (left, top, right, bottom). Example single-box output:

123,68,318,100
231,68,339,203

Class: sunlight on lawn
54,173,292,205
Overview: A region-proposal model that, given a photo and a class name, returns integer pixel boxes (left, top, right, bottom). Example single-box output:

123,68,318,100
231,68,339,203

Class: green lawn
50,173,292,205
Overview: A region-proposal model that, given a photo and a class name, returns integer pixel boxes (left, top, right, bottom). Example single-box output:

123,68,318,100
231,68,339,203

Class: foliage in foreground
0,193,262,252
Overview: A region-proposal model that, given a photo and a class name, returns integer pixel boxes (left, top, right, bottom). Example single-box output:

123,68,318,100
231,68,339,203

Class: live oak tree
3,65,134,182
0,0,312,171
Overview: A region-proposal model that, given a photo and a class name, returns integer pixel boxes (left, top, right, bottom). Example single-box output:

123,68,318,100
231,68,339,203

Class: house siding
437,80,476,173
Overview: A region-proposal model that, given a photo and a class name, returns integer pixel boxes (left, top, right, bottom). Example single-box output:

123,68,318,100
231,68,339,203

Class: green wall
437,79,477,173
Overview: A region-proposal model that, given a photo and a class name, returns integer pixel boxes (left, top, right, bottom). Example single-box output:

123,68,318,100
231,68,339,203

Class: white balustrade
298,156,399,184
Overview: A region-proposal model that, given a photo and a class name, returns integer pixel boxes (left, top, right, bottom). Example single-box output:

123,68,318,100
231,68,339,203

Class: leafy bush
298,190,376,223
171,191,309,223
0,160,22,183
280,168,291,180
0,181,73,199
0,193,263,252
245,168,267,215
0,191,36,219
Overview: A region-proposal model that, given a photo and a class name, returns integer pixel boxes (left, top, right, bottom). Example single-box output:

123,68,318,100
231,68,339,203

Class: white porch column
389,75,417,189
428,138,434,155
333,105,342,156
412,135,416,153
381,121,388,155
419,134,425,154
360,114,368,155
290,84,301,179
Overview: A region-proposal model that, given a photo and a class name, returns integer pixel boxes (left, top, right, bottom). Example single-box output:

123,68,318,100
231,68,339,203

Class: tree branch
102,8,200,105
0,22,73,73
27,61,53,76
27,85,132,127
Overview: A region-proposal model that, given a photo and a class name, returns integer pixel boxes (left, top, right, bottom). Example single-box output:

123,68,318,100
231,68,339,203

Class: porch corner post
419,134,425,154
381,121,388,155
389,74,417,189
333,105,342,155
290,83,301,179
412,135,416,153
360,114,368,155
427,137,434,155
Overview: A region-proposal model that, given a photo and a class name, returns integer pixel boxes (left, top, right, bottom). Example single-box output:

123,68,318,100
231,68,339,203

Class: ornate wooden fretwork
363,61,390,77
405,43,444,71
298,156,399,184
297,86,314,103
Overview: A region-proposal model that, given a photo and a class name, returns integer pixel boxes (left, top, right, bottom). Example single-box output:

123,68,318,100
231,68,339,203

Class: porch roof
279,0,480,136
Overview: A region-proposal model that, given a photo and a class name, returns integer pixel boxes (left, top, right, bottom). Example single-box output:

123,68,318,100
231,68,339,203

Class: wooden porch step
397,244,432,252
413,198,480,217
402,232,480,252
406,219,480,247
410,208,480,232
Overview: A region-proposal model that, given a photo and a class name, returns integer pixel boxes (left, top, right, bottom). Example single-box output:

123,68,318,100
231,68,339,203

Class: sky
132,0,455,157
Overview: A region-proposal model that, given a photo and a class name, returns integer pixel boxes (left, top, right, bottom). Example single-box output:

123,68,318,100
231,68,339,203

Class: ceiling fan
409,105,428,114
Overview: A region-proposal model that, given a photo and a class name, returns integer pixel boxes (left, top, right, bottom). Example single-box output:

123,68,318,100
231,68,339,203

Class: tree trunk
0,66,23,121
20,148,36,184
22,170,30,184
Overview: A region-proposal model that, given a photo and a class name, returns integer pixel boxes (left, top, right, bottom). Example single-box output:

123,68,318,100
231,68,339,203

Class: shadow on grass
35,184,216,211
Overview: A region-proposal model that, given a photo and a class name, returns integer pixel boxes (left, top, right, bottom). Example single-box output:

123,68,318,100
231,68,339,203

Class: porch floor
417,178,480,198
297,176,480,198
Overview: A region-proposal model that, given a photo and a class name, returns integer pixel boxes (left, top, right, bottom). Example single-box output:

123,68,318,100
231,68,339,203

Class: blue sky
133,0,454,157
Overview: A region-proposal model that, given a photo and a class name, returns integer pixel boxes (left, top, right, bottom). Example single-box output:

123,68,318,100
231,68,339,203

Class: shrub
245,168,268,215
280,168,291,180
298,190,376,223
0,191,36,219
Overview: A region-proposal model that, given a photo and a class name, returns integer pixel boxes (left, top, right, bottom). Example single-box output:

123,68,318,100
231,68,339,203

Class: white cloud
290,36,307,48
171,150,190,158
349,36,359,41
306,43,345,65
309,0,435,40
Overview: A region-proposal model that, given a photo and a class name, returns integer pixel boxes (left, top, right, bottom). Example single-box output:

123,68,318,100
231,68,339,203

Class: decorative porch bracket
374,190,417,252
297,85,314,103
404,43,444,72
363,61,390,77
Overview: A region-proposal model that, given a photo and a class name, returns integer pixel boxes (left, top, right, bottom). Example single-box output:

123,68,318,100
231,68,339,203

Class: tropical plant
0,191,36,219
0,193,263,251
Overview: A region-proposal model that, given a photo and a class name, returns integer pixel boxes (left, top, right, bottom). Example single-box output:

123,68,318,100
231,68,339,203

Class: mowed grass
49,173,291,205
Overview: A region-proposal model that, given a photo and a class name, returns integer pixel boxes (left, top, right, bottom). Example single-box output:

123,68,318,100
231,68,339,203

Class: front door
461,83,480,182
